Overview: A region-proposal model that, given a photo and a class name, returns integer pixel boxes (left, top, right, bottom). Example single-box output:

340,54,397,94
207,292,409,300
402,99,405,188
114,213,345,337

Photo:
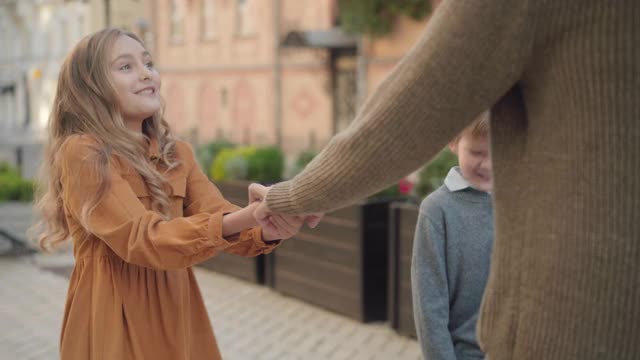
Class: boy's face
109,35,161,126
449,133,493,192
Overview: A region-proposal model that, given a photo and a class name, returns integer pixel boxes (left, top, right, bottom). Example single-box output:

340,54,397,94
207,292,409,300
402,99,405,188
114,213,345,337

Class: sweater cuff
266,180,300,214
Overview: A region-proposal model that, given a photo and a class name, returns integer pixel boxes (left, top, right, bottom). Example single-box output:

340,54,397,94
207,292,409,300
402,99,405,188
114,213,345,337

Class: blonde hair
33,28,179,251
452,111,490,143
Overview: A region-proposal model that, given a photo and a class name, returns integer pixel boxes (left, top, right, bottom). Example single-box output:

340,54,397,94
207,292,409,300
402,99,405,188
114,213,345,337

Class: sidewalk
0,254,421,360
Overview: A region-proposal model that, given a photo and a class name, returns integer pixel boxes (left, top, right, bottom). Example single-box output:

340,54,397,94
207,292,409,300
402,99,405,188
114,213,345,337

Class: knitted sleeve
267,0,532,214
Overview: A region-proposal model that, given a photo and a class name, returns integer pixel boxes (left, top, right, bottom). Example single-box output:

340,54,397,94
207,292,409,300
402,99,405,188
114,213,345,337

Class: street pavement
0,203,422,360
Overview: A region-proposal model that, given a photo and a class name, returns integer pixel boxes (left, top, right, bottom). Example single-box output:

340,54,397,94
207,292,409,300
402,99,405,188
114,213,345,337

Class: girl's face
109,35,161,128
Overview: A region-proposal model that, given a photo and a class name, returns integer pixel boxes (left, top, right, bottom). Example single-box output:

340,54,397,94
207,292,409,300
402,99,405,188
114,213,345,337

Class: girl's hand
248,183,269,203
249,183,324,229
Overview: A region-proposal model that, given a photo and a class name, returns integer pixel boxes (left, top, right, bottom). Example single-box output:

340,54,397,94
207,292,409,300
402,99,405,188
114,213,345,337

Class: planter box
198,180,266,284
388,202,420,338
266,199,395,322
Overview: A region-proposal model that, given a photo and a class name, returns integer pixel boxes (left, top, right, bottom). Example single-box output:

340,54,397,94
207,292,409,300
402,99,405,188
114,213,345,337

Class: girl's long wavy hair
33,28,179,251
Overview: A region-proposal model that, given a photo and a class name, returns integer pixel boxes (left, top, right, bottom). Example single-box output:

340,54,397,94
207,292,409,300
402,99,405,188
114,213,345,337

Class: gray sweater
412,168,493,360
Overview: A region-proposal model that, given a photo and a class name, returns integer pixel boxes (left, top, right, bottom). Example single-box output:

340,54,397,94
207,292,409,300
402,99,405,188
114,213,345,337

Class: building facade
0,0,89,178
0,0,436,176
151,0,337,156
150,0,438,159
87,0,150,37
0,0,153,178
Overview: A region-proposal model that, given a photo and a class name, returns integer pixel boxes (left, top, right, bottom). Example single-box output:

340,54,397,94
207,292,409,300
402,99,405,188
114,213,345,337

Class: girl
33,28,302,360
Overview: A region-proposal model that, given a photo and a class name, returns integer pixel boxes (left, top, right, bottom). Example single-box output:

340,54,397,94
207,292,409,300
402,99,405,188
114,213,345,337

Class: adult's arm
180,142,281,256
266,0,532,214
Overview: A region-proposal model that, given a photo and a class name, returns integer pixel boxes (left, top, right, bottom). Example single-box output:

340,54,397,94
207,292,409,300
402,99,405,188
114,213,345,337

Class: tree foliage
338,0,431,37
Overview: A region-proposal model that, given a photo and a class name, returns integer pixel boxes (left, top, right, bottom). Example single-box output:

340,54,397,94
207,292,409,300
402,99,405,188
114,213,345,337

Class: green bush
247,147,284,184
224,154,249,181
369,148,458,200
210,147,256,181
0,162,34,202
210,146,284,184
210,148,235,181
415,148,458,198
295,151,316,169
0,172,20,201
370,183,402,199
196,140,235,176
338,0,431,37
0,162,12,174
289,151,317,177
16,180,35,202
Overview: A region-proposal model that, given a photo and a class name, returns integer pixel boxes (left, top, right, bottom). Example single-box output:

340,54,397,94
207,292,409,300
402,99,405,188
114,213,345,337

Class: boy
412,112,493,360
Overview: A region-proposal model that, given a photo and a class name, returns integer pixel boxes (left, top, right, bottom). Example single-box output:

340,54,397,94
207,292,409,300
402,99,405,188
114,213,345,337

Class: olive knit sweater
267,1,640,359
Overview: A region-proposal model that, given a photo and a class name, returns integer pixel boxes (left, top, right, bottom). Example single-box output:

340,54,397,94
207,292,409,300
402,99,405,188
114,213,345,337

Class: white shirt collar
444,166,492,194
444,166,472,192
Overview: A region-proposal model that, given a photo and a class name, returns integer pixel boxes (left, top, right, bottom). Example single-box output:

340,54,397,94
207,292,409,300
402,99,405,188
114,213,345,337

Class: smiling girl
33,28,302,360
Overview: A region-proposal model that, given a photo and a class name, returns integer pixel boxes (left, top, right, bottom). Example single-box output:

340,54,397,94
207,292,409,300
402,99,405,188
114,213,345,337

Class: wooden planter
387,202,420,337
198,180,266,284
266,199,395,322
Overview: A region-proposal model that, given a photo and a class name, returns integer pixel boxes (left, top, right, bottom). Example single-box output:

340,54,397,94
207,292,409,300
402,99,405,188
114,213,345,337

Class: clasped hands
248,183,323,241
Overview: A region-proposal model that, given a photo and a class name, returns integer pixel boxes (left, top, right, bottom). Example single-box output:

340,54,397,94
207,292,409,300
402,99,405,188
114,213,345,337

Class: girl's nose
139,66,151,81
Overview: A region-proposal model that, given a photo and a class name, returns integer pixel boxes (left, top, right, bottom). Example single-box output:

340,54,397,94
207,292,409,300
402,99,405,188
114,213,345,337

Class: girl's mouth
136,87,155,95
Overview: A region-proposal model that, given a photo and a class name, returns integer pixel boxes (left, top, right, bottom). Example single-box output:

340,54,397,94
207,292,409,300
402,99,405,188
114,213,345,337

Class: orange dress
58,135,278,360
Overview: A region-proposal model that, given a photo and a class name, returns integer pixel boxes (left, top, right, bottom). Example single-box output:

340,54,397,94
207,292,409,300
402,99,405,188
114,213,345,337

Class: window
169,0,185,43
0,17,7,60
235,0,254,36
201,0,216,40
77,15,86,41
61,19,69,55
0,85,16,132
48,17,61,56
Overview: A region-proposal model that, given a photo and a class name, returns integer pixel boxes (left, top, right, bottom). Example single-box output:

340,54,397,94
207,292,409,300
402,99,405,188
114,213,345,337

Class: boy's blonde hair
452,111,490,143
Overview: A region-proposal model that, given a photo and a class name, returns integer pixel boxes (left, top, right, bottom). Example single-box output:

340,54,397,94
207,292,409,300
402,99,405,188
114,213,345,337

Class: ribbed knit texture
267,1,640,358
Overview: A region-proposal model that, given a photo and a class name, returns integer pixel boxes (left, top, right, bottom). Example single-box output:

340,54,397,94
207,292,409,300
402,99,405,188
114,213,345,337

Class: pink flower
398,178,414,195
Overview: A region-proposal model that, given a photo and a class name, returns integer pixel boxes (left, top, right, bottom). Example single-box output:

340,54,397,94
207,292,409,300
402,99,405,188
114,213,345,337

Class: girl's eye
145,61,154,69
119,64,131,71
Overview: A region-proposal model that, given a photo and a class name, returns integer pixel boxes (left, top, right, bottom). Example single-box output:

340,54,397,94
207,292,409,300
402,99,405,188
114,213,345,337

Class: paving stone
0,255,420,360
